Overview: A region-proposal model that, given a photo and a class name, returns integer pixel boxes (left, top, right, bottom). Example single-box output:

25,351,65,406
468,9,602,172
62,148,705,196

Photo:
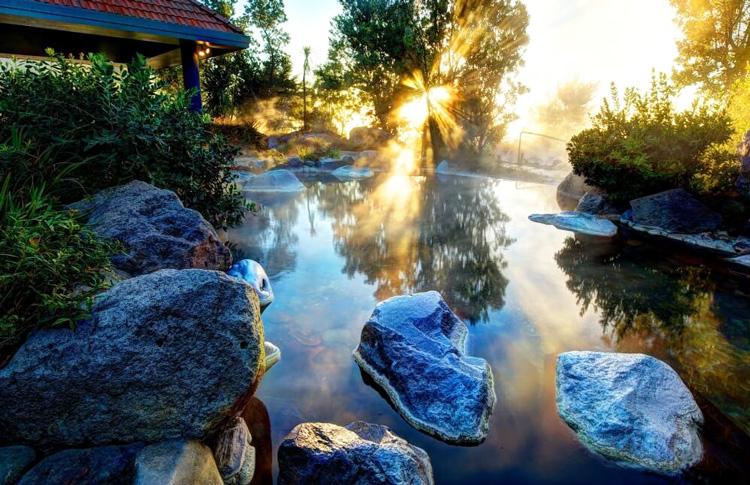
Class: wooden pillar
180,41,202,112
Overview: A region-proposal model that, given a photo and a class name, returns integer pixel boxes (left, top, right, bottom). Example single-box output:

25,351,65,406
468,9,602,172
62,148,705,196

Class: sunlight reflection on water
228,175,750,484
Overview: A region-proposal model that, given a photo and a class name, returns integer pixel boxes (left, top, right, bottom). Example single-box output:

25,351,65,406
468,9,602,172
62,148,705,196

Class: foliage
0,53,247,229
324,0,528,158
211,121,266,149
567,74,735,203
533,79,598,140
198,0,295,116
0,179,116,357
671,0,750,97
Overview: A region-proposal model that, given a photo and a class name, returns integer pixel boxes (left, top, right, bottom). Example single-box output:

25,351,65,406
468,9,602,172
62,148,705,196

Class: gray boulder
278,421,433,485
0,269,264,447
228,259,274,310
353,291,495,444
529,211,618,237
213,417,255,485
134,440,222,485
0,446,36,485
70,181,231,276
19,444,142,485
332,166,374,180
244,170,305,193
348,126,391,150
556,351,703,474
557,172,594,209
630,189,722,234
576,191,619,217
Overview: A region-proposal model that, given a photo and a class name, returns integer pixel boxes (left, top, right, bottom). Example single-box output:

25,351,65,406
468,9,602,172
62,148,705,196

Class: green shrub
0,179,116,359
0,53,247,229
567,74,736,203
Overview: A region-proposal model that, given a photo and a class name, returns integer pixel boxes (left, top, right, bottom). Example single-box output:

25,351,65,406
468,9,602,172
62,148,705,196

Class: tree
245,0,294,92
671,0,750,96
326,0,528,159
302,46,312,131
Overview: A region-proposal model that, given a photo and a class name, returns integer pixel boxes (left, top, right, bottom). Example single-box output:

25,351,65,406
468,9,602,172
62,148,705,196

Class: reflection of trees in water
555,236,750,435
227,194,302,277
310,176,513,323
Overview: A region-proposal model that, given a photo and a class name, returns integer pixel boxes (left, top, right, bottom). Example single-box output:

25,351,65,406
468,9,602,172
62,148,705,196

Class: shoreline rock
529,211,618,237
332,166,374,180
0,446,36,484
70,181,231,276
242,170,305,193
0,269,264,447
134,440,222,485
557,172,593,210
19,444,142,484
353,291,495,445
228,259,274,310
629,189,722,234
556,351,703,474
278,421,433,485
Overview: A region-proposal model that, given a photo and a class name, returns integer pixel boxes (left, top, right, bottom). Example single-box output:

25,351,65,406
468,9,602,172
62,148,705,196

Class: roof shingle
34,0,244,35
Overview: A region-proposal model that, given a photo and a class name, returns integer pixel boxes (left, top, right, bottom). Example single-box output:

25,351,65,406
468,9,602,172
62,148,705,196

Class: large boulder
736,130,750,199
70,181,231,276
0,269,264,447
243,170,305,193
18,444,142,485
528,211,618,237
556,351,703,474
353,291,495,444
629,189,722,234
557,172,594,209
348,126,391,150
134,440,222,485
0,446,36,485
278,421,433,485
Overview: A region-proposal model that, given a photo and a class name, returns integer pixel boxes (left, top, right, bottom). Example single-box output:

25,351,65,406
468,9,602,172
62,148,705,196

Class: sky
240,0,684,134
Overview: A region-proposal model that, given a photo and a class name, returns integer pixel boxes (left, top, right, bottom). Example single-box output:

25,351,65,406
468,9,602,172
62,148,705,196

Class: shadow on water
555,235,750,440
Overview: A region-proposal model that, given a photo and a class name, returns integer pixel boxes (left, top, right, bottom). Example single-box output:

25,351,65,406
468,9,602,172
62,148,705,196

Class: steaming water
227,173,750,484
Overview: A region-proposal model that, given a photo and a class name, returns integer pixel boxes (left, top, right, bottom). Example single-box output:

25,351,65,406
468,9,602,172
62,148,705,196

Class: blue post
180,41,202,112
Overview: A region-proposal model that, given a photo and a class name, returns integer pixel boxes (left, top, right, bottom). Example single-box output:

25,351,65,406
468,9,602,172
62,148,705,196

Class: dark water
227,174,750,484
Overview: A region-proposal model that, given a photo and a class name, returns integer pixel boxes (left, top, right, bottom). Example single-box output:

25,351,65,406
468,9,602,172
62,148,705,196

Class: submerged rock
213,417,255,485
557,172,593,209
529,211,618,237
629,189,722,234
0,446,36,485
332,165,374,180
19,444,142,485
243,170,306,192
0,269,264,447
69,181,231,276
728,254,750,268
278,421,433,485
228,259,274,310
353,291,495,444
556,351,703,474
134,440,222,485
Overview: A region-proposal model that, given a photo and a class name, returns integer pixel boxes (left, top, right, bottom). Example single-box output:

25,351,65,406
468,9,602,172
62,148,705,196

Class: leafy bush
0,179,116,359
567,74,736,203
0,53,247,229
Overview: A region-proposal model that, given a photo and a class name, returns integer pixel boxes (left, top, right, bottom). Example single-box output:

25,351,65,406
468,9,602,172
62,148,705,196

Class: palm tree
302,46,311,131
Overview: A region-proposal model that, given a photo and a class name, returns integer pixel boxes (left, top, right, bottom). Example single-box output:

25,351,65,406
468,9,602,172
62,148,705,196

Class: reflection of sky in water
227,176,750,483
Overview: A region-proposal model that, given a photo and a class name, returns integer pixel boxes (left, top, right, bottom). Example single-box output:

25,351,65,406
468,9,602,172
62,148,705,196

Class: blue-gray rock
19,444,141,485
278,421,433,485
134,440,222,485
213,417,255,485
630,189,722,234
69,181,231,276
529,211,618,237
353,291,495,444
244,170,305,192
286,157,304,168
264,341,281,371
228,259,274,310
332,166,374,180
0,446,36,485
0,269,264,447
575,191,619,217
556,351,703,474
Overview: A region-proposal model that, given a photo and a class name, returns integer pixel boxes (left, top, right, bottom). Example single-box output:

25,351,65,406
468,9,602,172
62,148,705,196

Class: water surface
228,174,750,484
